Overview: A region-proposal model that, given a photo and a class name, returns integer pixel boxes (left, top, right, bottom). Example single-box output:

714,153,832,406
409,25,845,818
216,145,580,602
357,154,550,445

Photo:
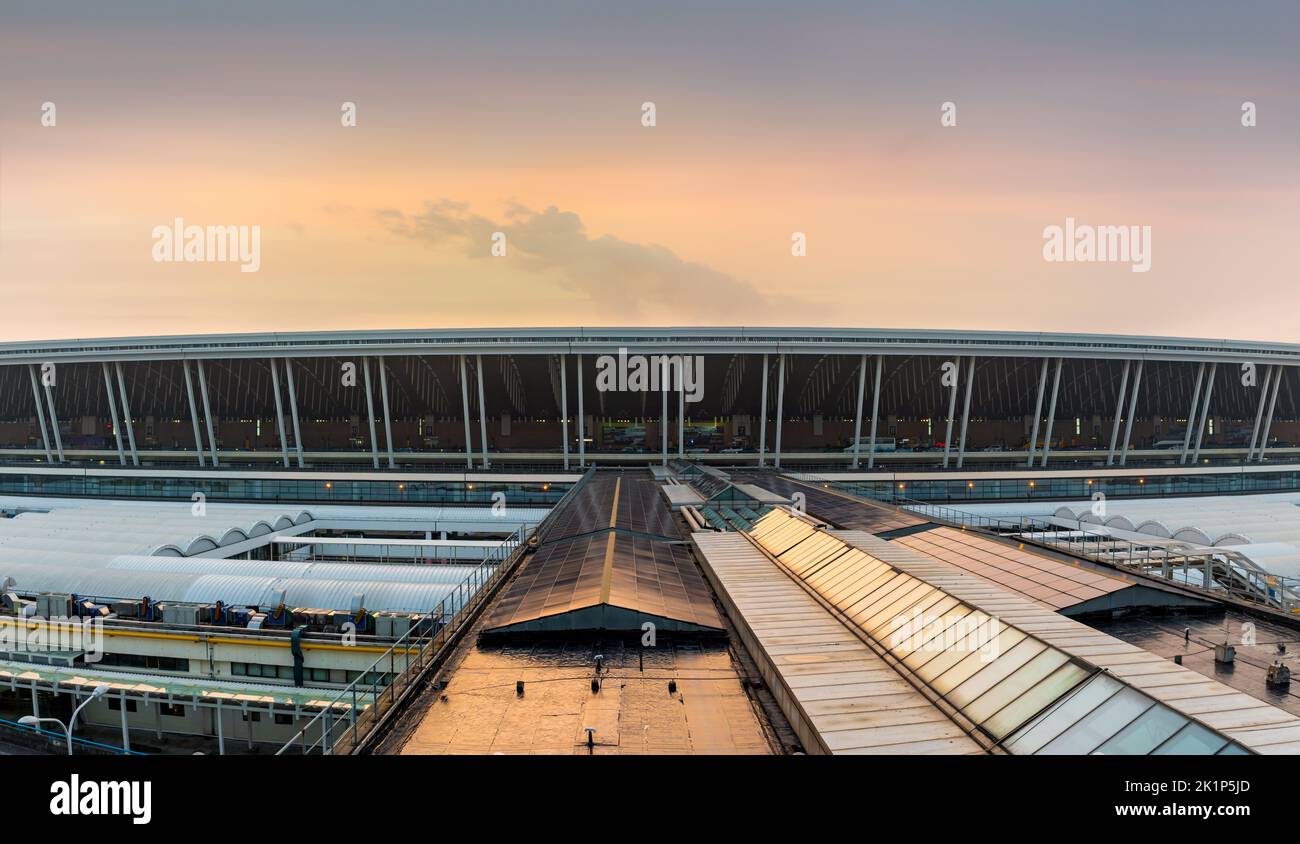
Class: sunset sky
1,1,1297,342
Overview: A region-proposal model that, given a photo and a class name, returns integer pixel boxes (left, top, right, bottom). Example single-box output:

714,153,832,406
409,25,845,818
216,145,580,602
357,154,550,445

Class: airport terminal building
3,327,1300,756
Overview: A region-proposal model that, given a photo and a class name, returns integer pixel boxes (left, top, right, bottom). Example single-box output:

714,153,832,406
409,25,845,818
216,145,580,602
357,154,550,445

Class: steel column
102,362,127,466
866,355,883,470
942,358,962,468
774,353,786,469
459,355,473,469
181,361,205,467
851,354,867,469
955,356,975,469
577,355,586,468
1179,363,1206,465
42,375,64,463
560,354,570,470
1105,360,1131,466
362,357,380,469
661,360,668,466
1258,366,1284,463
475,354,489,468
1040,358,1063,467
1119,361,1144,466
1026,358,1049,467
378,357,396,468
1190,362,1218,463
26,365,53,463
1246,365,1274,461
758,353,769,468
284,359,305,467
195,360,217,466
678,379,685,457
119,691,130,752
115,362,141,466
270,359,290,467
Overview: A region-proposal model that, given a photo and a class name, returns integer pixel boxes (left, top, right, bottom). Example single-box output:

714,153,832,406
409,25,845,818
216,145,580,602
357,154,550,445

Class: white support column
577,354,586,468
378,357,396,469
1119,361,1144,466
26,364,53,463
475,354,489,469
195,360,218,466
1105,360,1131,466
1180,363,1206,465
361,357,380,469
119,691,131,752
955,356,975,469
116,362,141,466
284,359,305,468
758,353,769,468
942,358,962,468
215,701,225,756
1190,362,1218,463
1026,358,1049,467
102,362,127,466
851,354,867,469
1040,358,1063,467
867,355,883,470
459,355,473,469
678,377,685,457
661,360,669,466
42,376,65,463
774,353,786,469
181,361,205,467
560,354,570,470
1258,366,1284,463
1247,365,1276,461
270,359,290,468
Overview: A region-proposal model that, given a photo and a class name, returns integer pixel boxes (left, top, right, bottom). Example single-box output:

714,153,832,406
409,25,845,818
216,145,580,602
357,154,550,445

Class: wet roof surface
1091,612,1300,719
692,530,985,754
483,472,721,633
894,526,1133,611
397,636,774,754
737,472,926,534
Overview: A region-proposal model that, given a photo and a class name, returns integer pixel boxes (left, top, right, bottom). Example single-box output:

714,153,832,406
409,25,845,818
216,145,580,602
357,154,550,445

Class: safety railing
0,717,148,755
274,525,526,755
898,498,1300,615
274,466,598,755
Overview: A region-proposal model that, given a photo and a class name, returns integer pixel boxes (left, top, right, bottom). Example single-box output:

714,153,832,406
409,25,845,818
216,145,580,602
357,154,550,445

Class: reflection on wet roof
745,509,1257,754
825,521,1300,753
894,526,1133,611
692,531,985,754
483,472,721,635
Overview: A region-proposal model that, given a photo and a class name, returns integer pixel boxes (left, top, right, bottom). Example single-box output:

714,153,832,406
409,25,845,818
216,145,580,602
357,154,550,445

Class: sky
0,0,1297,342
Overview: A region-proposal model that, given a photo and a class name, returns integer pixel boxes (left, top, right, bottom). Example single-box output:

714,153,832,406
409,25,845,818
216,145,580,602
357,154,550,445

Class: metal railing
0,717,147,755
275,525,526,755
272,466,598,755
898,499,1300,615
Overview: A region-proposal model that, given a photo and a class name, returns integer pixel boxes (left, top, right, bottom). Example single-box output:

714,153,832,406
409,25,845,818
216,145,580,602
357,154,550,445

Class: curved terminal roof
5,326,1300,364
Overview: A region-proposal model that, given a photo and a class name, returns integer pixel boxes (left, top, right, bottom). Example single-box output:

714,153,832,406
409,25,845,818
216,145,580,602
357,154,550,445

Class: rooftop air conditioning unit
162,603,201,626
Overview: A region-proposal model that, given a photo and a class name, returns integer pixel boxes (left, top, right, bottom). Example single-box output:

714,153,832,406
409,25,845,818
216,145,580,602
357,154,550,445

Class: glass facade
0,472,569,506
837,469,1300,504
